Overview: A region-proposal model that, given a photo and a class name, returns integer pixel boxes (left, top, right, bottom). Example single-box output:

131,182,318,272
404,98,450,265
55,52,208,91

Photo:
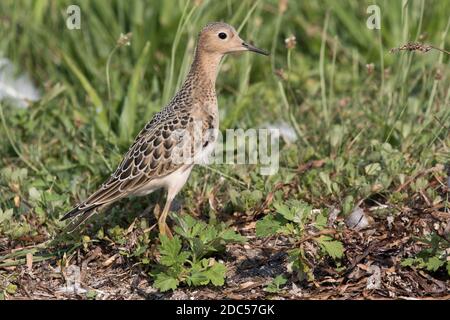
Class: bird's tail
60,177,124,232
60,204,101,233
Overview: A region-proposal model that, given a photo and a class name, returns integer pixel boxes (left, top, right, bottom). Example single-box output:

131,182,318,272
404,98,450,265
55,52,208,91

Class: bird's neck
184,48,222,94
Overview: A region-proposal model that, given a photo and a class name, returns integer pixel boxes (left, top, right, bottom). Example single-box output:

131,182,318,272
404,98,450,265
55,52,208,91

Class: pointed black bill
242,42,269,56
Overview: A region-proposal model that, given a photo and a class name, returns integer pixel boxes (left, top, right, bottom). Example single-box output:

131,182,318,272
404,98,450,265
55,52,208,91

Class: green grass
0,0,449,294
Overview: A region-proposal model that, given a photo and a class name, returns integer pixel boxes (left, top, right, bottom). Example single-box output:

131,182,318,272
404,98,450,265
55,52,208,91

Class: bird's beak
241,42,269,56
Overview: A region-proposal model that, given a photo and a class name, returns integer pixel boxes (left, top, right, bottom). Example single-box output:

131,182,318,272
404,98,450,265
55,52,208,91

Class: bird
61,22,269,237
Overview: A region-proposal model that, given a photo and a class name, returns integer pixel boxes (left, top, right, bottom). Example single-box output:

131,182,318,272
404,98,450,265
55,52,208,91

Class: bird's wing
61,109,198,221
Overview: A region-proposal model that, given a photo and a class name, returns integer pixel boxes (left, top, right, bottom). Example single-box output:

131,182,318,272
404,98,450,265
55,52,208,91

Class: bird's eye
218,32,227,40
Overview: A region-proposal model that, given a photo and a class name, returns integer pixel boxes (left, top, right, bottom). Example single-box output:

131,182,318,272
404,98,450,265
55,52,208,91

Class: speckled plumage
61,22,268,235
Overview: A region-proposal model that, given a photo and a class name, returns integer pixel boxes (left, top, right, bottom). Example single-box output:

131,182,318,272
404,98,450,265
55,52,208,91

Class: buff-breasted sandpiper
61,22,268,236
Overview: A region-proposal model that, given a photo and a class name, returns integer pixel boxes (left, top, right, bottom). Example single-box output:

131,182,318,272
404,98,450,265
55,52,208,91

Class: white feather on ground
261,121,298,144
0,58,40,108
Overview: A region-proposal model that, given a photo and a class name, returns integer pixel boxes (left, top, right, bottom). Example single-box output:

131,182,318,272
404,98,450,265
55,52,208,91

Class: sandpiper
61,22,268,236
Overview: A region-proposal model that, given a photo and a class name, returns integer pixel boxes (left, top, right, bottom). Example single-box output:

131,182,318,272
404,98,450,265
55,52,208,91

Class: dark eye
218,32,227,40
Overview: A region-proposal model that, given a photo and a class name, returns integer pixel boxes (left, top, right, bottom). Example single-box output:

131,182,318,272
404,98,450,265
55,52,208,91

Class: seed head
117,32,132,47
285,35,296,50
390,42,432,54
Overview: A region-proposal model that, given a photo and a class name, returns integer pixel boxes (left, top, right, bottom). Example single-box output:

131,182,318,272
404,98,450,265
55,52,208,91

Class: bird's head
197,22,269,56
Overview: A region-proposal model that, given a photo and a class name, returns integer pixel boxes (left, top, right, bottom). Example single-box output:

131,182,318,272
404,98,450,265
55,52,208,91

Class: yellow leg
158,195,173,238
152,189,165,219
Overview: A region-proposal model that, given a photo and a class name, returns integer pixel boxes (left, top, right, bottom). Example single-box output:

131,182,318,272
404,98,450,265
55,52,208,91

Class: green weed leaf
317,236,344,260
425,256,445,272
221,229,247,243
154,273,179,292
256,214,282,237
159,235,188,267
265,275,287,293
206,262,226,286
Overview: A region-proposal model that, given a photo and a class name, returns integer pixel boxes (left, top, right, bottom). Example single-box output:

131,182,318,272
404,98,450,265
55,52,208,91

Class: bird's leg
158,195,174,238
152,190,164,220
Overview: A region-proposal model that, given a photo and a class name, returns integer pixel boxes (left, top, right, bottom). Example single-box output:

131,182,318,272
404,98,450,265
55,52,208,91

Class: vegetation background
0,0,449,299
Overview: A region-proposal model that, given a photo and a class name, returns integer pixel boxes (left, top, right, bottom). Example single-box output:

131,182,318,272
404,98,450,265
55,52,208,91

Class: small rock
345,207,371,230
387,215,394,229
366,265,381,290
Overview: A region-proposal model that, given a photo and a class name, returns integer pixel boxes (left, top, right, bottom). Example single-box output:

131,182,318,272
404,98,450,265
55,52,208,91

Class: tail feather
65,207,100,233
60,206,81,221
60,174,125,231
61,180,124,223
60,203,100,221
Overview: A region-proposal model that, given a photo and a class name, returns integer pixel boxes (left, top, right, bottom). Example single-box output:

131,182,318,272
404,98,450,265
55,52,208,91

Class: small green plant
150,214,246,292
0,283,17,300
86,290,97,300
256,199,344,281
264,275,287,293
401,233,450,275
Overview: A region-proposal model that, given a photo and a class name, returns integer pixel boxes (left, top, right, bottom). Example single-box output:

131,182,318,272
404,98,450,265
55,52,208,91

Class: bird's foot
158,221,173,239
